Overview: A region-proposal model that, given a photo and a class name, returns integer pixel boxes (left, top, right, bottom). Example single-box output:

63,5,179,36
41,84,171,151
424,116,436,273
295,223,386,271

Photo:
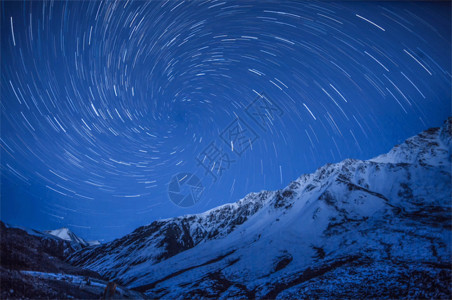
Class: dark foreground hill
0,221,145,299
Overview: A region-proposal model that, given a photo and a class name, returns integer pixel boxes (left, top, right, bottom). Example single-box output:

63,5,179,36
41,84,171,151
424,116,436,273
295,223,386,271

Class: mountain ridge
3,223,99,250
66,118,451,298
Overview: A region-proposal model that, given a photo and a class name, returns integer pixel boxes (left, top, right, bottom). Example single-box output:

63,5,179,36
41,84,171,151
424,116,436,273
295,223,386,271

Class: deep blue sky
1,1,450,241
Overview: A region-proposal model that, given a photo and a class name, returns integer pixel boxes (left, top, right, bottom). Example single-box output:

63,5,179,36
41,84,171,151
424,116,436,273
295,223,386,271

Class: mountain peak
370,118,451,166
46,227,88,248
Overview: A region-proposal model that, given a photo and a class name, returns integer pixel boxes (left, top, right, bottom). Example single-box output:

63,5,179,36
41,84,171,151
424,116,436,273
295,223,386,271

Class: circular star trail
1,1,450,240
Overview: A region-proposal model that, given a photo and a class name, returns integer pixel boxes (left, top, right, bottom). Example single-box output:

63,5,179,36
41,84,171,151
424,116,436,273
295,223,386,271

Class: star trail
1,0,450,241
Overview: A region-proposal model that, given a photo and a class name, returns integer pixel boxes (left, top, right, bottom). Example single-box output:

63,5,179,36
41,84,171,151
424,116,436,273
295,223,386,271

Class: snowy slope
69,118,451,298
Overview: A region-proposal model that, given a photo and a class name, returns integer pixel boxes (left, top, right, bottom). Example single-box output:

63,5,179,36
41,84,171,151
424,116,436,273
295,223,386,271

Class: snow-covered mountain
45,227,101,247
46,228,89,249
69,118,451,298
3,224,94,251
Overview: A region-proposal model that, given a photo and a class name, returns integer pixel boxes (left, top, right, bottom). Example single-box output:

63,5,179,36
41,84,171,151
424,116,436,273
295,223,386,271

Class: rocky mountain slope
65,118,451,298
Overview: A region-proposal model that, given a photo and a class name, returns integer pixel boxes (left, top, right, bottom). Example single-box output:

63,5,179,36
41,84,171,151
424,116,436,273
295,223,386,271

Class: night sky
1,0,450,241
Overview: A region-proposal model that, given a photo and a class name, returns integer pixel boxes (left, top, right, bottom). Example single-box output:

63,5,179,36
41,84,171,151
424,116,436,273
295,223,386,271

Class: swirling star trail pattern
1,1,450,241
